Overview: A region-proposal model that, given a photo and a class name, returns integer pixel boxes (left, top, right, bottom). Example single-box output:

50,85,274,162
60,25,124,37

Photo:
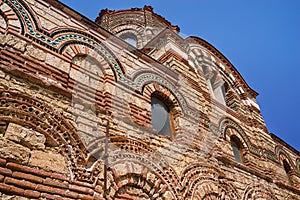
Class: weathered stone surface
28,150,67,174
0,193,33,200
0,138,30,164
69,68,90,85
162,191,174,200
0,70,5,78
0,0,299,199
0,15,7,31
0,3,11,13
0,34,27,52
8,19,21,29
25,44,46,61
45,53,70,73
5,123,46,149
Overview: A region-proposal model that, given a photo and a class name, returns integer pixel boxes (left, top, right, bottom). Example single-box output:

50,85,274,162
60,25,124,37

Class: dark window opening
283,160,292,185
151,97,173,137
231,137,243,163
283,160,291,173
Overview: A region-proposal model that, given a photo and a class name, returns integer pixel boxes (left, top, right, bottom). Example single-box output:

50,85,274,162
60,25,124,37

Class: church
0,0,299,199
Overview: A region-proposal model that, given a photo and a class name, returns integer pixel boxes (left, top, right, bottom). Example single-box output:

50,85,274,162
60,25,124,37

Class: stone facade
0,0,299,199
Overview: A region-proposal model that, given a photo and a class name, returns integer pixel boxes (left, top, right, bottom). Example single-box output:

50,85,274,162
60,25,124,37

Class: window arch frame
222,123,249,165
276,146,297,186
117,29,139,48
142,83,183,140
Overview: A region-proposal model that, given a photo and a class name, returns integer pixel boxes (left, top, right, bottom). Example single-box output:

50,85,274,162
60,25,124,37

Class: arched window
231,136,243,163
151,96,173,137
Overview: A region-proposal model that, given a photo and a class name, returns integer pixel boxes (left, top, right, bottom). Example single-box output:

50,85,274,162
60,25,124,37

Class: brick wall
0,0,299,199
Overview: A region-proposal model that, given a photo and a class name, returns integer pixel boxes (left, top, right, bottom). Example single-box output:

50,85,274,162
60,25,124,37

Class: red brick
50,172,69,181
0,158,6,167
1,50,25,63
0,183,24,196
6,162,27,171
24,189,41,198
7,162,50,177
4,10,18,20
117,194,134,200
53,195,65,200
12,171,43,183
36,184,66,195
5,177,37,189
0,174,4,182
41,192,56,200
64,190,79,199
43,177,69,189
69,184,94,195
0,167,12,176
72,180,95,188
32,168,53,178
78,193,94,200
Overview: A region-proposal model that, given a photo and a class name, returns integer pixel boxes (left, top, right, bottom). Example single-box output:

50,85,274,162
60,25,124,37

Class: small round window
151,97,173,137
123,37,137,47
119,32,137,47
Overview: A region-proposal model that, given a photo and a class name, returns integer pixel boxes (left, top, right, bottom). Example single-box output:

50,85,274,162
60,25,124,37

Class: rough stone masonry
0,0,299,199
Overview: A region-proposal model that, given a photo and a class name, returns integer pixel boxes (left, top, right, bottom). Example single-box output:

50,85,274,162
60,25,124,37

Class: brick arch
106,156,178,199
0,0,22,33
3,0,125,81
109,21,145,35
138,73,188,111
190,179,240,200
186,43,247,115
117,29,138,40
69,51,116,117
140,80,203,158
106,21,144,47
187,36,258,98
180,162,220,198
219,180,241,199
186,45,243,113
108,172,174,200
143,83,181,113
143,83,183,137
72,54,106,77
0,89,101,182
61,42,123,81
185,45,218,74
275,145,296,171
116,28,143,48
192,180,220,200
219,117,251,149
242,184,277,200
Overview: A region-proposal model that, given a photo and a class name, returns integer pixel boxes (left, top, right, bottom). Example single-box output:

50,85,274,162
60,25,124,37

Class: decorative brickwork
0,0,299,199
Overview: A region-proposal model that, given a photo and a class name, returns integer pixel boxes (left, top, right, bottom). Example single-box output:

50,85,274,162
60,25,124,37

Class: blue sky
59,0,300,152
